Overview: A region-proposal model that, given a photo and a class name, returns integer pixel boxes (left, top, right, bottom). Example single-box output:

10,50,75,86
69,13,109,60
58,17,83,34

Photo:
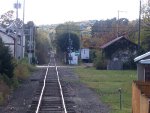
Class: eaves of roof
139,59,150,64
134,51,150,62
101,36,124,49
101,36,138,49
0,30,15,39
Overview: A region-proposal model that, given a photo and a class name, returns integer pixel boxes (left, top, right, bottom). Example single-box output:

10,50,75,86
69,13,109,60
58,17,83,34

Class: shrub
89,49,97,63
93,50,107,70
0,74,12,87
11,76,19,89
14,58,30,80
0,38,14,78
0,92,4,105
0,78,10,105
14,58,36,80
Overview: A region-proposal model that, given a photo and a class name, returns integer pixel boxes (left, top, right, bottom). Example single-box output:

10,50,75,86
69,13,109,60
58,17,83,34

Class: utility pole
117,10,119,37
14,0,21,59
28,25,34,64
117,10,127,37
138,0,141,50
67,23,72,65
21,0,25,58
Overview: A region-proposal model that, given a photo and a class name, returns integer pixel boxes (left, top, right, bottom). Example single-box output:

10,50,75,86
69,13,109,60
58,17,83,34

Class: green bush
0,78,10,105
0,38,14,78
0,92,4,105
93,50,107,70
0,74,12,87
89,49,97,63
14,58,30,80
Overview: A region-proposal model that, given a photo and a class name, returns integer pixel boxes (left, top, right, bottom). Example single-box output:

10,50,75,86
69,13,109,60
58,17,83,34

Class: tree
56,32,80,52
54,22,80,62
55,22,80,37
141,1,150,51
0,38,14,78
0,10,14,28
91,18,130,39
35,28,50,64
56,32,80,63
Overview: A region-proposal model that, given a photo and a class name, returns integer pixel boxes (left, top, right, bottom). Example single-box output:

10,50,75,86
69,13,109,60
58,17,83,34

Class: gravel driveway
0,66,110,113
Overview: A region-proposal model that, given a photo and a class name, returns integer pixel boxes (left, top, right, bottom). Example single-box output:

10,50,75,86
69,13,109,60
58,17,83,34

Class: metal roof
100,36,137,49
101,36,123,49
134,51,150,62
139,59,150,64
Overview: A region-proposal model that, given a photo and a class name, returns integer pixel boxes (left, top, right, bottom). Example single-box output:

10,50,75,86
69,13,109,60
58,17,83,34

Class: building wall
107,60,123,70
0,31,25,58
140,94,149,113
0,32,15,56
0,32,14,43
132,81,150,113
137,64,144,81
132,82,140,113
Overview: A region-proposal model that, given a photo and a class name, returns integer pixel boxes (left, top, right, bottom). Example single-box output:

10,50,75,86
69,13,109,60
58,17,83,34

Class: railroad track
27,57,76,113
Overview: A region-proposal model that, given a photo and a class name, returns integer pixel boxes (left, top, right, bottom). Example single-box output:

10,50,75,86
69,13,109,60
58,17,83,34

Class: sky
0,0,147,25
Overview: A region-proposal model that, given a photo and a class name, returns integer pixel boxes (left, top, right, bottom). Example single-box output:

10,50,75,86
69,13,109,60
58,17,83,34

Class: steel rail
55,59,68,113
35,64,49,113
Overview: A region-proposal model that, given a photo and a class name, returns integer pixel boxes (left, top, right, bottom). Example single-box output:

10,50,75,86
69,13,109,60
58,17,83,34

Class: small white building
69,52,78,65
81,48,90,60
0,29,25,58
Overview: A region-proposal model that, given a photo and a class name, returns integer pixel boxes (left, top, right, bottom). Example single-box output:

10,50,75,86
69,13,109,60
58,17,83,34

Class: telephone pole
117,10,127,37
21,0,25,58
14,0,21,59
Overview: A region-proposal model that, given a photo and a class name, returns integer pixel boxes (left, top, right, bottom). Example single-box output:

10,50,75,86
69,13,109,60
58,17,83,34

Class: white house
0,30,15,56
0,27,25,58
81,48,90,60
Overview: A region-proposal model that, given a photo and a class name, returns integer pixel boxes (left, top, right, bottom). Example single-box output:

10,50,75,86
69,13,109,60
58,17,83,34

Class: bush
89,49,97,63
14,58,31,80
93,50,107,70
11,76,19,89
0,92,4,105
0,74,12,87
0,38,14,78
0,78,10,105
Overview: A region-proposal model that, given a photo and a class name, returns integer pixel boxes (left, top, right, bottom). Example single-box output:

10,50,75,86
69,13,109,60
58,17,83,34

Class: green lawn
74,67,137,113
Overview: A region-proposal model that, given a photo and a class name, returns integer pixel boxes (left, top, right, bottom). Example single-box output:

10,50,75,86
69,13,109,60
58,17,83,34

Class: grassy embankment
75,67,137,113
0,59,36,105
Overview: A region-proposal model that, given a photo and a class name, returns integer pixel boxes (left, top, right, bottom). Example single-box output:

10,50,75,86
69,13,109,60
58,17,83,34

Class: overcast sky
0,0,147,25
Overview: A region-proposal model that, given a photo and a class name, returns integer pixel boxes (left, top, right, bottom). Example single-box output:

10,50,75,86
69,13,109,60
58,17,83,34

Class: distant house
0,26,25,58
80,48,90,62
101,36,138,70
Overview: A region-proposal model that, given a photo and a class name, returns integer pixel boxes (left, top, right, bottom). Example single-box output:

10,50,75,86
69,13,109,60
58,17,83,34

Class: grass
74,67,137,113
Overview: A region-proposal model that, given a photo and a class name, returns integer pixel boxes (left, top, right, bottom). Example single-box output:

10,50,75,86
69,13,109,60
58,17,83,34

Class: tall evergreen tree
0,38,14,78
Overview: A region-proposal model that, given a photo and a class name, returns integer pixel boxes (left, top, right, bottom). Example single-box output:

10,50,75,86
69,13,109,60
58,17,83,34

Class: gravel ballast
0,66,110,113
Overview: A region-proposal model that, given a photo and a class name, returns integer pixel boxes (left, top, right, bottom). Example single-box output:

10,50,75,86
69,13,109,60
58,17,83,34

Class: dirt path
59,67,110,113
0,66,110,113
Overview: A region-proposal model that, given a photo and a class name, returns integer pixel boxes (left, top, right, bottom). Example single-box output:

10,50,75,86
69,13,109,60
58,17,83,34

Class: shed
134,52,150,81
101,36,138,70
